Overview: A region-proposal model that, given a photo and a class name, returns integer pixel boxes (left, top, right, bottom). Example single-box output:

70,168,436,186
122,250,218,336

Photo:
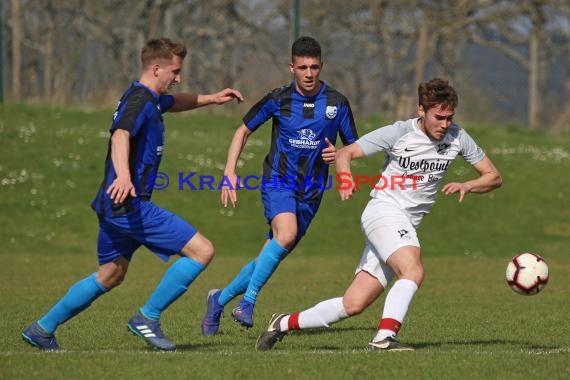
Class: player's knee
181,235,215,266
201,239,215,263
97,271,125,289
273,230,297,249
414,265,425,286
108,273,126,289
342,298,367,316
417,269,425,287
194,238,215,265
344,302,366,317
400,265,424,287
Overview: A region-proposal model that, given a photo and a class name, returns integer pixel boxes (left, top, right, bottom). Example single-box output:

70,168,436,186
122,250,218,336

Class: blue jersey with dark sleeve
91,82,174,217
243,81,358,202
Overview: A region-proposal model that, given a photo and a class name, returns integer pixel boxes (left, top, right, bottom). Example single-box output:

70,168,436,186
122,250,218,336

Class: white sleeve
459,129,486,165
356,122,407,156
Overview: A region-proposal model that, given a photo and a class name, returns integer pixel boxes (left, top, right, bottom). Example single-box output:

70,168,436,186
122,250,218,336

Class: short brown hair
141,38,187,68
418,78,458,111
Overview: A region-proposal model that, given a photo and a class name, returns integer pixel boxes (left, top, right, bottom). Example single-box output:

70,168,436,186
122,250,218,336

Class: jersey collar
133,81,160,100
292,80,326,99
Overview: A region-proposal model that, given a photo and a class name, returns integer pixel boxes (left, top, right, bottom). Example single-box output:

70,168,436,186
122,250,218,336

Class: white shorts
354,199,421,287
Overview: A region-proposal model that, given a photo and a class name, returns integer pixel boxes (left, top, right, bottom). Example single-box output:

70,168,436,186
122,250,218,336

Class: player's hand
321,137,336,164
441,182,472,202
106,177,136,204
214,88,244,105
339,186,357,201
221,172,239,207
338,174,357,201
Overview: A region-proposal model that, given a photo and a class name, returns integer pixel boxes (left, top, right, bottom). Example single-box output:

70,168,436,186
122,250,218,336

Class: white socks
280,297,348,331
374,278,418,341
275,279,418,341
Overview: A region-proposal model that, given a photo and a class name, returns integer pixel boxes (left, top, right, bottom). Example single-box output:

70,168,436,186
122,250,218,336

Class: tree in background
2,0,568,130
469,0,568,130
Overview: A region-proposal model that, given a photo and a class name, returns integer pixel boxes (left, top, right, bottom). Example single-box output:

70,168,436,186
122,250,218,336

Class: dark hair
418,78,458,111
291,36,321,60
141,38,187,68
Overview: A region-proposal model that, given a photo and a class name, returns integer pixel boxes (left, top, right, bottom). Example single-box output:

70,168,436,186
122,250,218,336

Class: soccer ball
505,253,549,295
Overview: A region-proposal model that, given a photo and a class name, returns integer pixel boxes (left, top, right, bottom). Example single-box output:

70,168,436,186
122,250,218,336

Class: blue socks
219,240,288,306
36,257,205,333
141,257,205,320
244,239,288,304
38,273,108,334
218,259,256,306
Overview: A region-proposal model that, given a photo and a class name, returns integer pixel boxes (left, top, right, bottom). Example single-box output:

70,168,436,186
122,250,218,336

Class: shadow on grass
413,340,563,351
261,327,564,352
176,342,225,351
299,326,375,335
176,330,259,351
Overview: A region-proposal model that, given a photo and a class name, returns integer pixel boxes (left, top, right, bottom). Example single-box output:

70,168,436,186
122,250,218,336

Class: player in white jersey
256,78,502,351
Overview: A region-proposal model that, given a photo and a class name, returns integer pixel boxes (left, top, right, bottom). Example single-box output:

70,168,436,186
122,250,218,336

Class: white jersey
356,117,485,227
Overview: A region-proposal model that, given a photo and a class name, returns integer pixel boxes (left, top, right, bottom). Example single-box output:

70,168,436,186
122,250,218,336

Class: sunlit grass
1,104,569,379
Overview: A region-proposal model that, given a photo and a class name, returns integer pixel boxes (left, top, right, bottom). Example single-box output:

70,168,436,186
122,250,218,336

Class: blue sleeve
111,92,150,137
242,93,278,132
338,101,358,145
159,94,175,112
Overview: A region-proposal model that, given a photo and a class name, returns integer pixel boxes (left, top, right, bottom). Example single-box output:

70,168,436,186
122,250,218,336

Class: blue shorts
96,201,197,265
261,187,321,247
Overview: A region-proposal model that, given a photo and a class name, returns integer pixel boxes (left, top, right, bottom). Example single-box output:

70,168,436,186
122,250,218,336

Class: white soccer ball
505,252,549,295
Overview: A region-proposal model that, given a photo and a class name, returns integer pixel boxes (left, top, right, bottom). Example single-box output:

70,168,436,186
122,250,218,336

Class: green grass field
1,105,569,379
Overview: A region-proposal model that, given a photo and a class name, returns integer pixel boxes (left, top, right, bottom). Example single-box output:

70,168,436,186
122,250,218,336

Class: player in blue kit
201,36,358,335
21,38,243,351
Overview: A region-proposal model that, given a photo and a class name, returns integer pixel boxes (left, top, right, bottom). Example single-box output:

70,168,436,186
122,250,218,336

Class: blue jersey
91,82,174,217
244,81,358,201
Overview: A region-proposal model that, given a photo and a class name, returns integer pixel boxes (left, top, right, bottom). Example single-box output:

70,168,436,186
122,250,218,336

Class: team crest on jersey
298,128,316,141
436,143,451,155
325,106,337,119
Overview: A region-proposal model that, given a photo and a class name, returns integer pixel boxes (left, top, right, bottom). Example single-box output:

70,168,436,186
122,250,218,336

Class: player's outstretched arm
169,88,244,112
442,156,502,202
335,143,366,201
221,124,252,208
